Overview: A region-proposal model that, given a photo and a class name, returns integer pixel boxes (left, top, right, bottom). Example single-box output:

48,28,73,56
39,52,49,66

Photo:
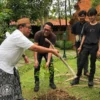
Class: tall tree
0,0,12,36
28,0,52,27
7,0,28,20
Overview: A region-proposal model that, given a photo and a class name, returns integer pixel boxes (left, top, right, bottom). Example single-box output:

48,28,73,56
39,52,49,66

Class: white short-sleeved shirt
0,29,33,74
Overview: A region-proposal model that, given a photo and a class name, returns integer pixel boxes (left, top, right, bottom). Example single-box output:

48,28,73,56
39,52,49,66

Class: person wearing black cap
71,10,89,76
0,18,59,100
71,8,100,87
33,22,56,92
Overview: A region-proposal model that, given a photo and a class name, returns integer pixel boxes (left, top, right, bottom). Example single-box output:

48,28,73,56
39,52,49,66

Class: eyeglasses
25,26,31,29
44,28,51,32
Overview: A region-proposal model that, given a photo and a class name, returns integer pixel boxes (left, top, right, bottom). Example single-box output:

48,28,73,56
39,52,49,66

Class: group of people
0,7,100,100
71,8,100,87
0,18,59,100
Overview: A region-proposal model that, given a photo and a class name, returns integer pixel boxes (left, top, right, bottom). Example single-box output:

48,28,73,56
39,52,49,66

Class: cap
17,18,31,25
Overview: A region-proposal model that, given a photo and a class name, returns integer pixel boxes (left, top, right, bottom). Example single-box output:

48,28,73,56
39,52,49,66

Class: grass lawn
17,49,100,100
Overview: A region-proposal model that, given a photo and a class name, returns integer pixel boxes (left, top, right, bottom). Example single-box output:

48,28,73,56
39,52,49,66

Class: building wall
69,0,91,44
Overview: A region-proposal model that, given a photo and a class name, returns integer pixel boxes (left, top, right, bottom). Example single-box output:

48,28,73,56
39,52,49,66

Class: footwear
49,82,56,89
88,80,94,87
34,82,39,92
84,72,89,77
70,78,79,86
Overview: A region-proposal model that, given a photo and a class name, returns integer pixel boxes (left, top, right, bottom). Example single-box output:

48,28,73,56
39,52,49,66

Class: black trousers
75,41,88,74
77,44,98,81
76,48,88,74
34,53,54,83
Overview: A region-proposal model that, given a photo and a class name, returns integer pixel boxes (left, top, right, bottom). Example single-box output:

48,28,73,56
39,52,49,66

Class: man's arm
97,39,100,57
29,44,59,57
78,35,86,53
33,43,39,68
22,54,30,64
46,45,53,68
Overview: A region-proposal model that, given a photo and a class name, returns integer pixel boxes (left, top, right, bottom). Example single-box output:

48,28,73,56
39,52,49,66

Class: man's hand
34,60,39,68
97,50,100,57
45,61,50,69
78,47,82,54
23,55,30,64
52,49,59,58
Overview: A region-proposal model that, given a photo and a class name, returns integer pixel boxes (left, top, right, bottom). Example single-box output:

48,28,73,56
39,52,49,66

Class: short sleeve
71,23,76,34
11,31,33,50
34,31,41,43
82,23,88,35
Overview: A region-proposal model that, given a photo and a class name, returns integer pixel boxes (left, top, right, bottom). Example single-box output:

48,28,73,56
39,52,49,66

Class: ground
33,89,80,100
18,50,100,100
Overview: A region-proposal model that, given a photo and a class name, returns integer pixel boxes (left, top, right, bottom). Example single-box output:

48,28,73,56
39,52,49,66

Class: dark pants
0,68,23,100
77,44,98,81
34,53,54,83
75,41,88,74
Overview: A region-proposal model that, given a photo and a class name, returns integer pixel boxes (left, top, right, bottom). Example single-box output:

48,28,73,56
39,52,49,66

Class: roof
32,19,70,26
48,19,70,26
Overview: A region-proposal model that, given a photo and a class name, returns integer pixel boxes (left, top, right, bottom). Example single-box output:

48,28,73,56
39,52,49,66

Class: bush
55,40,73,49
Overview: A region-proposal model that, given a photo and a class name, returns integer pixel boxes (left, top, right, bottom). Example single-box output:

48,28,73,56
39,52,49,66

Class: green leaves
92,0,100,7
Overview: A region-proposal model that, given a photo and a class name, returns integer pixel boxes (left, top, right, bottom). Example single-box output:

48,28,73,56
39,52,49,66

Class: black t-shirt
83,22,100,44
34,30,56,48
71,21,87,35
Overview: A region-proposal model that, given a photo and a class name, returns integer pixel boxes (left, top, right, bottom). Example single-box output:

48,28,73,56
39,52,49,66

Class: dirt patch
33,89,80,100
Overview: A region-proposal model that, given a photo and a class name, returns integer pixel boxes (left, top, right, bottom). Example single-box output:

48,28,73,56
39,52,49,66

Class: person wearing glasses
33,22,56,92
0,18,59,100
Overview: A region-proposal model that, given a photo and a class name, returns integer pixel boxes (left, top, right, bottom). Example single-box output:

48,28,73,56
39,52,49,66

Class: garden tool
45,38,77,81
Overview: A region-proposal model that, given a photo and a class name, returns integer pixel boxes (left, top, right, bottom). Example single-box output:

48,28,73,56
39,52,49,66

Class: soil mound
33,89,80,100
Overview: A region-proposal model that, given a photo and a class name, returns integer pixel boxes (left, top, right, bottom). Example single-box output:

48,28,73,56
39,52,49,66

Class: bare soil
33,89,80,100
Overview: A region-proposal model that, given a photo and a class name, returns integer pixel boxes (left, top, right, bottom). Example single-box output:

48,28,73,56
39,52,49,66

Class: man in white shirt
0,18,59,100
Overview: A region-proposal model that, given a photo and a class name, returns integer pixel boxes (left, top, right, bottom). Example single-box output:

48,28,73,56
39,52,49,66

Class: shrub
55,40,73,49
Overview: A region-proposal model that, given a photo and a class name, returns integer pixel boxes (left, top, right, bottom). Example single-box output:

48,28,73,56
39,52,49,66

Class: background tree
28,0,52,28
92,0,100,7
0,0,12,42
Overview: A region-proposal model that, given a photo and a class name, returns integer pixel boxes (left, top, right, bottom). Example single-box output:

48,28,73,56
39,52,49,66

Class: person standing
33,22,56,92
71,10,89,76
71,8,100,87
0,18,59,100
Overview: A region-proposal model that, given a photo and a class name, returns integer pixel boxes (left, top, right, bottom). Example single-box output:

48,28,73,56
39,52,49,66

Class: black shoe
49,83,56,89
70,78,79,86
88,80,94,87
34,82,39,92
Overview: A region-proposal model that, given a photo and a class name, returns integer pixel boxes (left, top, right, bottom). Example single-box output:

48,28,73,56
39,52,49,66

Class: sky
50,0,77,17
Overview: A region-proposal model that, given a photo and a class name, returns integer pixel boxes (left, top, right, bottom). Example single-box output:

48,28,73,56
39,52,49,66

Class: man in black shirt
33,22,56,92
71,10,89,76
71,8,100,87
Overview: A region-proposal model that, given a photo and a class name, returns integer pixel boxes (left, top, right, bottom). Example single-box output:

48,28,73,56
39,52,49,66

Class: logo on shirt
90,29,95,33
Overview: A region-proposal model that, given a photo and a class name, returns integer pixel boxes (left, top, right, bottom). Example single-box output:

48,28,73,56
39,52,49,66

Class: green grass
17,49,100,100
